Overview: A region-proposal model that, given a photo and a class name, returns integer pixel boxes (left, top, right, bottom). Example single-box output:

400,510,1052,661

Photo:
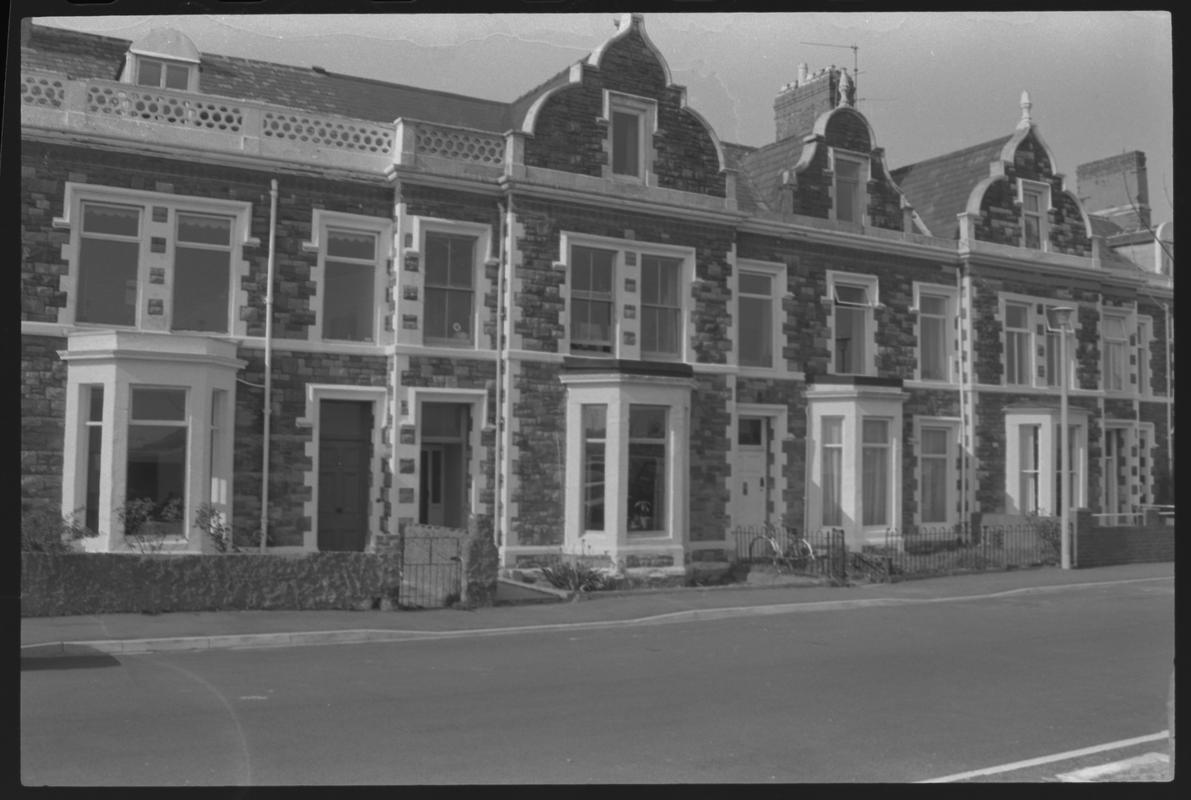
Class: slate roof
729,137,807,214
721,141,761,213
891,136,1013,240
1087,214,1125,239
23,23,513,132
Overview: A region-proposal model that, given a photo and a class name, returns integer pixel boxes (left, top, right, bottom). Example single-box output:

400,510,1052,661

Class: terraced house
19,15,1173,574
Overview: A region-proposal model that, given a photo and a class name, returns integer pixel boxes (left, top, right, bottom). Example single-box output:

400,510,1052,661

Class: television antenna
800,41,860,97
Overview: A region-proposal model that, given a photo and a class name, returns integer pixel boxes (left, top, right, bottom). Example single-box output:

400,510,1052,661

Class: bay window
821,417,843,527
582,405,607,531
627,406,667,533
861,419,891,526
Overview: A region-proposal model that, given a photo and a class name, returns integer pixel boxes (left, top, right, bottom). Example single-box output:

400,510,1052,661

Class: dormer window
603,92,656,184
136,58,191,91
123,28,201,93
1019,180,1050,250
832,152,867,224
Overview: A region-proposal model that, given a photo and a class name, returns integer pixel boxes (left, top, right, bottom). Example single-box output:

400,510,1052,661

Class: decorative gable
519,14,726,198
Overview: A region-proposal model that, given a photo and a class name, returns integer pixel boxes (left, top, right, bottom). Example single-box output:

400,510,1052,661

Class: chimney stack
1076,151,1151,232
774,65,842,142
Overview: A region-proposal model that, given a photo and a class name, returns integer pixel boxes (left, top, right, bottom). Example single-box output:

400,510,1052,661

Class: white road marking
917,731,1169,783
1055,752,1169,782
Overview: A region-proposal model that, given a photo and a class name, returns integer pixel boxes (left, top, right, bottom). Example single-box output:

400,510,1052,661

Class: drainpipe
957,261,971,536
494,200,505,548
260,179,278,552
1165,301,1174,497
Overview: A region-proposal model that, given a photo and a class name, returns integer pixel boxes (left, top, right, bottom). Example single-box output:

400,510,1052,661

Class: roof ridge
892,135,1013,174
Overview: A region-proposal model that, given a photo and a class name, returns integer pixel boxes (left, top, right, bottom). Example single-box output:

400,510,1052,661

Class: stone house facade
19,15,1173,572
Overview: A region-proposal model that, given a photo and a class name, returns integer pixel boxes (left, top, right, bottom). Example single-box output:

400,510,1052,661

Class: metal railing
732,524,847,581
857,521,1061,581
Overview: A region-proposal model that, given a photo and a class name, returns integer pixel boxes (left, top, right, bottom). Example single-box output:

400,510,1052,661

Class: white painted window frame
827,270,879,377
404,216,494,351
1018,178,1051,252
913,416,960,527
1136,314,1153,397
735,258,787,374
1101,311,1131,394
559,231,694,362
602,90,657,185
302,210,392,346
55,183,255,336
913,283,958,384
1003,407,1088,516
830,148,869,225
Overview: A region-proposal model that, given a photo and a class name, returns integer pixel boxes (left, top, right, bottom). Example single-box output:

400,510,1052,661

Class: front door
317,400,372,551
418,403,469,528
732,416,772,529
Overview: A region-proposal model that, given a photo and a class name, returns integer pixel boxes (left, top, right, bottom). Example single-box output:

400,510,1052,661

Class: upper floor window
425,232,477,346
324,229,379,342
1102,313,1129,392
738,261,786,371
1019,180,1050,251
915,285,956,382
570,245,617,354
563,234,692,361
833,153,867,224
305,210,390,344
640,255,682,359
64,185,253,334
604,92,656,184
1137,316,1153,396
829,272,877,375
173,213,233,333
1004,301,1032,386
136,58,192,91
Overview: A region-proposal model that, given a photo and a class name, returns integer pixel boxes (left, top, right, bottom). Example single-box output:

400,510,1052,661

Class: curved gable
522,14,725,197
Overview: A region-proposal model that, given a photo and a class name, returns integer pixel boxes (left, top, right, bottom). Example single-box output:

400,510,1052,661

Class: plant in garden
118,496,183,554
194,503,234,552
20,502,96,553
540,560,616,593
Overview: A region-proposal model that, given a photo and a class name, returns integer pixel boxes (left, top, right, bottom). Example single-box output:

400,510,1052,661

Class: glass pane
136,60,163,87
862,419,889,444
446,289,473,341
131,388,186,421
919,294,947,316
572,299,612,348
85,425,102,534
584,442,605,531
862,445,889,525
573,247,615,295
642,307,680,356
449,236,475,288
1006,303,1028,329
921,457,947,523
921,315,947,380
921,427,948,455
172,246,230,332
1024,217,1041,249
582,405,606,439
126,424,187,536
629,406,667,440
421,403,463,439
739,272,772,296
834,283,868,305
822,447,842,526
627,442,665,531
88,385,105,422
1023,192,1040,213
425,234,450,285
643,256,680,305
1019,425,1038,471
165,63,190,91
83,203,140,236
323,260,374,341
836,180,857,223
835,306,866,373
835,159,861,180
1104,317,1127,339
738,417,763,446
77,238,138,325
327,229,376,260
177,213,231,245
740,295,772,367
822,417,842,445
612,111,640,176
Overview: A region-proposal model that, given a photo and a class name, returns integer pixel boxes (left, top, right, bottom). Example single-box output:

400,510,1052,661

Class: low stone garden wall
20,551,402,617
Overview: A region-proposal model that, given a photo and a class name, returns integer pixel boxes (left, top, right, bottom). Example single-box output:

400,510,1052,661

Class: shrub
21,503,96,553
540,560,616,593
194,503,234,552
118,497,183,554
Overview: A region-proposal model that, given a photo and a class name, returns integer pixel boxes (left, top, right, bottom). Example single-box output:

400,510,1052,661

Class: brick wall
510,360,566,547
522,27,725,197
1074,518,1174,568
690,373,732,542
21,335,68,511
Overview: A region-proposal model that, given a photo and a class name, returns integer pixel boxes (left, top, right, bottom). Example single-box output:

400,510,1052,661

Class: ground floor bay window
559,361,693,569
1003,407,1088,517
805,378,905,549
59,331,242,552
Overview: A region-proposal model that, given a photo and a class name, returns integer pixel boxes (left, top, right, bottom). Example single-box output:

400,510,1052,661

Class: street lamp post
1047,306,1075,569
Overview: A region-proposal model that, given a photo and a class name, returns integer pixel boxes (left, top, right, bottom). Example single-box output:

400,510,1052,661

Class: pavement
22,561,1173,655
22,561,1174,782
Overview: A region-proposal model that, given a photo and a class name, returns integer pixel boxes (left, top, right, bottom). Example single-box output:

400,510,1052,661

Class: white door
732,416,771,530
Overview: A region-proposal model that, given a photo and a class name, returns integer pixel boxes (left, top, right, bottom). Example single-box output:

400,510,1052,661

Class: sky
33,11,1174,225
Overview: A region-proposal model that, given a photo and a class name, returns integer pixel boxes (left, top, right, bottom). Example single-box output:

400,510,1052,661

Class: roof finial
838,68,856,108
1018,90,1033,130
